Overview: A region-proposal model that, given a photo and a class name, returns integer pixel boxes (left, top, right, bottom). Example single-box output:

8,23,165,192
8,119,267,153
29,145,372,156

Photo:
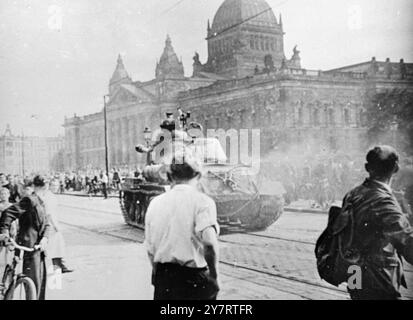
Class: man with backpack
317,146,413,300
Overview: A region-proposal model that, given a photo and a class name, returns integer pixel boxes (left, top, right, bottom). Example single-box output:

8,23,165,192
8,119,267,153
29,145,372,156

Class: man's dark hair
168,155,201,182
366,145,399,177
33,175,46,187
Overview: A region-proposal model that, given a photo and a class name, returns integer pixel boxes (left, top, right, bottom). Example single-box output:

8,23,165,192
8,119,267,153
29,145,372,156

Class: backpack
315,205,361,287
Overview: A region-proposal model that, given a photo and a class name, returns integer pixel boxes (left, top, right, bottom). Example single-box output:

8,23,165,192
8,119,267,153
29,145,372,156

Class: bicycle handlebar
6,238,37,253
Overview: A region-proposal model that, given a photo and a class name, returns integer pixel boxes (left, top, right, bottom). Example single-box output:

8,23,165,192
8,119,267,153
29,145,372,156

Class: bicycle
0,238,38,300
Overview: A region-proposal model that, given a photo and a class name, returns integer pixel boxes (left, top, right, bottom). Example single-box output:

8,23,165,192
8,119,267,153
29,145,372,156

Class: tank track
217,195,284,233
120,190,283,233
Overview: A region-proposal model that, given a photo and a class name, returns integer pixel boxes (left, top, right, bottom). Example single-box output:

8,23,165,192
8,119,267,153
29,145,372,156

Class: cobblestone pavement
56,195,412,300
219,211,412,299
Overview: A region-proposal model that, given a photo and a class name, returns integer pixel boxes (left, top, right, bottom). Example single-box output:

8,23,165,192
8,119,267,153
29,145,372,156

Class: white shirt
144,184,219,268
100,174,108,184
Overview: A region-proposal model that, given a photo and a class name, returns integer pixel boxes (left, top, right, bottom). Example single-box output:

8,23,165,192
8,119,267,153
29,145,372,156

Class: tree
366,88,413,156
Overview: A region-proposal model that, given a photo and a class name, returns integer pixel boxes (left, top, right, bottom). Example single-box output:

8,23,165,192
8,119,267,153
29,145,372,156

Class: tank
119,112,284,232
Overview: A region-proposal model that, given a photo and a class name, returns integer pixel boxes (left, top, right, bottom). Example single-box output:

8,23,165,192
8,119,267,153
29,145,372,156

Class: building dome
211,0,278,34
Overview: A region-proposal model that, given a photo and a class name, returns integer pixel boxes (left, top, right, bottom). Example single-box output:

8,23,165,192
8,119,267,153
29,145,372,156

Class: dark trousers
153,263,219,300
102,183,108,199
23,250,47,300
349,289,401,300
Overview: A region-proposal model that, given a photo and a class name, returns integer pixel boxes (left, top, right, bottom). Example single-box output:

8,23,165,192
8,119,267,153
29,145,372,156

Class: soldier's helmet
160,112,176,132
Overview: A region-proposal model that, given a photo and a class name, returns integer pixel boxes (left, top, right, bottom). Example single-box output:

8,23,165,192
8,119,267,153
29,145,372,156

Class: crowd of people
0,174,74,300
261,150,413,213
48,167,142,198
0,165,142,205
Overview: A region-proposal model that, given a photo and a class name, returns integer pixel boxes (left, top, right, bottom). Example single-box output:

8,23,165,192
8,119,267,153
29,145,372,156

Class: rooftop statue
293,45,300,56
193,52,201,65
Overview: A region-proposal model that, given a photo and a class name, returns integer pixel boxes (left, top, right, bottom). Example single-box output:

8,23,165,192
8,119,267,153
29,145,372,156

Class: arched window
328,108,335,125
297,107,303,125
344,109,351,126
265,41,269,51
329,136,337,150
313,109,320,126
271,42,275,51
358,109,367,127
250,39,254,49
260,41,265,50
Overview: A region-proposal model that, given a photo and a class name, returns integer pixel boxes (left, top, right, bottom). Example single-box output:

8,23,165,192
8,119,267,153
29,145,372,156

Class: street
48,195,413,300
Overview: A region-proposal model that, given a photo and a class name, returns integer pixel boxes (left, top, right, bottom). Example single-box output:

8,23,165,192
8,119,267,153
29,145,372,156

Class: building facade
63,0,413,171
63,37,216,171
0,125,65,175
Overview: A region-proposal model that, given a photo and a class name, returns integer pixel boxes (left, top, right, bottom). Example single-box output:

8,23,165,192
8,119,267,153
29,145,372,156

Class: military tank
119,110,285,232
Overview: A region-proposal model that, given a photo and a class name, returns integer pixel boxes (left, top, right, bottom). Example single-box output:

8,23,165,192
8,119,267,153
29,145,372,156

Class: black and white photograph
0,0,412,305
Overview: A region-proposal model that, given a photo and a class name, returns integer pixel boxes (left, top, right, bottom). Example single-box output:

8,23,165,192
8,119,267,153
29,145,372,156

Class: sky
0,0,412,137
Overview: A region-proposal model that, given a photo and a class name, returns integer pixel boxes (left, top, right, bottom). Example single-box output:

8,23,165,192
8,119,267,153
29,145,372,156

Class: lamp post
390,119,398,148
143,127,152,165
21,130,25,177
103,95,110,178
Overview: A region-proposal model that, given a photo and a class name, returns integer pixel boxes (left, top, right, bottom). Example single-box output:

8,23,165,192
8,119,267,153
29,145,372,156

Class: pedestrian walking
0,188,12,214
0,174,18,203
36,180,74,273
100,171,108,199
144,153,220,300
112,170,120,190
0,176,51,300
0,188,15,278
340,146,413,300
0,188,16,239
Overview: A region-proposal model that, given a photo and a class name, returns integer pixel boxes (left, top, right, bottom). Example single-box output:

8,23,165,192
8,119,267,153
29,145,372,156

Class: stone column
108,120,115,167
111,120,116,166
122,117,129,165
129,117,136,166
115,118,122,166
135,115,142,144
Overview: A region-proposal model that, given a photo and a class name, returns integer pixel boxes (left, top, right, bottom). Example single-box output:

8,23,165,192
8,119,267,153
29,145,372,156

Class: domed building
63,0,412,171
199,0,287,78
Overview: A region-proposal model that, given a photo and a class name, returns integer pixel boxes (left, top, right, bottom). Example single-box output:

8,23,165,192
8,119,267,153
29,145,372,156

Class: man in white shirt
144,152,220,300
99,171,108,199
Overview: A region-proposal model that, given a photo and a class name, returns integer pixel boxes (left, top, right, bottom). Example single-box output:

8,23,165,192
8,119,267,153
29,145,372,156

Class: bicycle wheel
6,276,37,300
